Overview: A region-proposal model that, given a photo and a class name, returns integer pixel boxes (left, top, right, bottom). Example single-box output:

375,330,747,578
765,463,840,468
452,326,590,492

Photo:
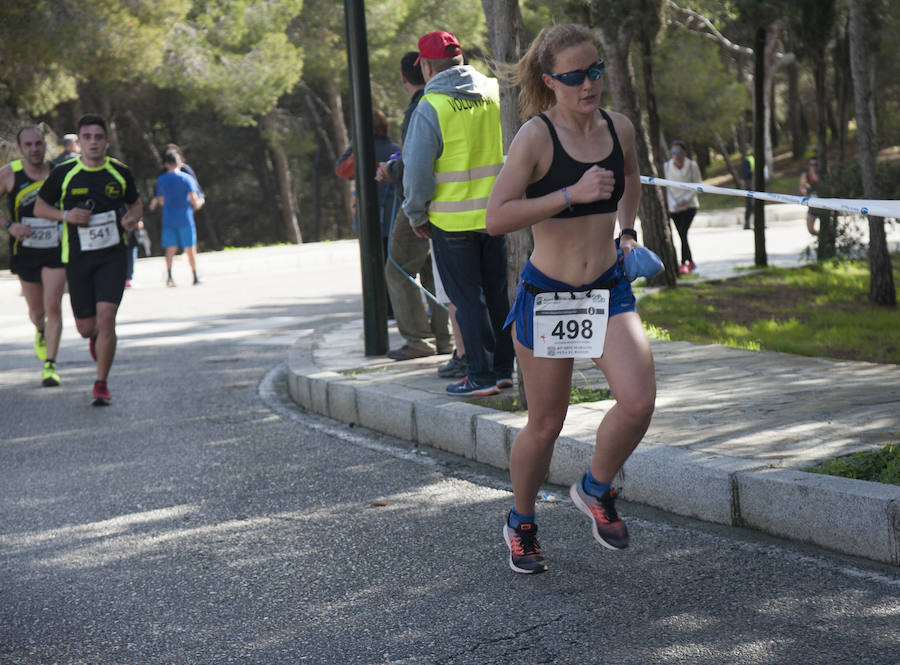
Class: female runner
486,24,656,574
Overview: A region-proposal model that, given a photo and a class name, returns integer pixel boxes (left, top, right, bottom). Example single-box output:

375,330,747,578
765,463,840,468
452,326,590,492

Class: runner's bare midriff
529,211,619,285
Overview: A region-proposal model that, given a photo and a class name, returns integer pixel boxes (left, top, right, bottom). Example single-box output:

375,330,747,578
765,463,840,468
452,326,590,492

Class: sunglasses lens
560,72,586,86
553,61,604,86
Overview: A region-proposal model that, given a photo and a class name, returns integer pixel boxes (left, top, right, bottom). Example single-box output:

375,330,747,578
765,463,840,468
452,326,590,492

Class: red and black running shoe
569,483,629,550
92,380,111,406
503,520,549,574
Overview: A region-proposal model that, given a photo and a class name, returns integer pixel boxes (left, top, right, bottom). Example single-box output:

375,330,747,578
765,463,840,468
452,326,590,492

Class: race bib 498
533,290,610,359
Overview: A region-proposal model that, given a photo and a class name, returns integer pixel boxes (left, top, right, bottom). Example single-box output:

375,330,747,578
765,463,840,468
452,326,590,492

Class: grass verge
638,257,900,364
808,444,900,485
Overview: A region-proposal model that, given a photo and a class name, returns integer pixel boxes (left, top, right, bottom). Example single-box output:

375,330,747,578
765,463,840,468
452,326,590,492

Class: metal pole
344,0,388,355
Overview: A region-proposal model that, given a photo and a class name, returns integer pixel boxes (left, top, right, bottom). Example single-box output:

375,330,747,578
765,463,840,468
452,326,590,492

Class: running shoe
446,376,500,397
503,521,549,574
89,334,97,361
193,275,202,285
569,482,629,550
92,380,111,406
437,351,467,378
41,360,60,387
496,376,514,389
34,328,47,361
166,276,176,287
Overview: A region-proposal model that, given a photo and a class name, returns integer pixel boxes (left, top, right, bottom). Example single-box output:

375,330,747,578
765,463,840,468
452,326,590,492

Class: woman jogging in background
486,23,656,574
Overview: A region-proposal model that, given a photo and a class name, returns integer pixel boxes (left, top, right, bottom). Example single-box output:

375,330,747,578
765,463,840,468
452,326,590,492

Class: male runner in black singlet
0,126,66,386
34,114,143,406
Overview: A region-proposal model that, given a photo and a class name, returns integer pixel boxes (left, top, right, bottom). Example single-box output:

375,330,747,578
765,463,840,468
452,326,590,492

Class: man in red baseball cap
414,30,462,66
400,29,514,398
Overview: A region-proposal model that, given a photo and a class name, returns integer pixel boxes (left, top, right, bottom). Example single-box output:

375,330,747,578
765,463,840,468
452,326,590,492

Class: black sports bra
525,110,625,217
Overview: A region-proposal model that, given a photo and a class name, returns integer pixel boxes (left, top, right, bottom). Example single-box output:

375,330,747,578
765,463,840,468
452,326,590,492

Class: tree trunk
640,32,664,178
787,60,806,159
261,110,302,244
481,0,530,405
596,24,677,286
99,91,122,161
326,80,353,238
714,131,740,187
752,25,767,267
480,0,528,298
813,49,836,259
848,0,896,306
760,20,782,177
833,29,852,162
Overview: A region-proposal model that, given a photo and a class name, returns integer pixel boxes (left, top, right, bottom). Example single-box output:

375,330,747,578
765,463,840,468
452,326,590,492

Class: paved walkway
288,207,900,566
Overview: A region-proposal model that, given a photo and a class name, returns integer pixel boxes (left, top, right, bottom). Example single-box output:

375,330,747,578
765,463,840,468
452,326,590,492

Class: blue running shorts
504,255,637,350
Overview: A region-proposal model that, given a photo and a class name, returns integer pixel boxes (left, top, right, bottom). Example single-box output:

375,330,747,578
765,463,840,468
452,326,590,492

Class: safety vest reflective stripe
425,79,502,232
429,197,491,214
433,163,502,185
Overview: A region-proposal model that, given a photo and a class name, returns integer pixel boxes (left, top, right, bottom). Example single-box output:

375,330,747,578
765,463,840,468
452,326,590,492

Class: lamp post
344,0,388,355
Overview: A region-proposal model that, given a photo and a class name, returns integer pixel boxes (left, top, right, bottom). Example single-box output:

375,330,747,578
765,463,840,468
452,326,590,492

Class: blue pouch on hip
623,247,664,281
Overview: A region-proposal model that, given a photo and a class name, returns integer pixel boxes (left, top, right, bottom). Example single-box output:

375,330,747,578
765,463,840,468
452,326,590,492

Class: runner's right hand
570,165,615,204
65,207,92,225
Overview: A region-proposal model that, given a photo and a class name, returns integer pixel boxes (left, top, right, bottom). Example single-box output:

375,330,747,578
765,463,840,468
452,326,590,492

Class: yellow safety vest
424,79,503,232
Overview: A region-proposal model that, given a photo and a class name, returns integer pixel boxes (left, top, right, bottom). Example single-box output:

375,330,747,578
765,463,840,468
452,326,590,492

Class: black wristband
619,228,638,241
3,219,12,230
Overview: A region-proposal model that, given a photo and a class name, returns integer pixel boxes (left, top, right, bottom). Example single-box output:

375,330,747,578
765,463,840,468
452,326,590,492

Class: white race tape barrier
641,176,900,219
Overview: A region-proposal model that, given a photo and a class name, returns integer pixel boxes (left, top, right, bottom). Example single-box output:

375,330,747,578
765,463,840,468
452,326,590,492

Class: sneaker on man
437,351,467,378
503,521,549,574
192,276,202,286
446,376,500,397
569,482,629,550
92,380,111,406
166,276,176,287
496,376,514,389
89,334,97,361
34,328,47,361
41,360,60,387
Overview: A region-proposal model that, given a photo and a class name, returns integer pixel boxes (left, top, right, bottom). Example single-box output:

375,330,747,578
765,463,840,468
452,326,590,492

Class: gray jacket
401,65,498,227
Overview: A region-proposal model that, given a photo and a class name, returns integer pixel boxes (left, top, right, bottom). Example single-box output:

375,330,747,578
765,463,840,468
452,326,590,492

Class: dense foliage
1,0,898,262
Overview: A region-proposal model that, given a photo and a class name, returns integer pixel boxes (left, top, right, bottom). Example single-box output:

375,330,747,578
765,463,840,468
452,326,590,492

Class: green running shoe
34,328,47,361
41,360,60,387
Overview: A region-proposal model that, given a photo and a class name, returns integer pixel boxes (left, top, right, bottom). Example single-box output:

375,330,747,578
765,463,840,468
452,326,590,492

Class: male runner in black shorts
0,126,66,386
34,114,143,406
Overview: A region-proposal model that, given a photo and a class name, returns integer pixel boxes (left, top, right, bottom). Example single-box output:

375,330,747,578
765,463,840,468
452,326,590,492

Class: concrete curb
286,336,900,567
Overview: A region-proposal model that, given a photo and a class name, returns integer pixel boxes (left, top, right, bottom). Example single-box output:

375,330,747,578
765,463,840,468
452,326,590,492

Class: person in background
336,109,400,317
799,156,822,236
401,29,514,397
485,24,654,574
739,149,754,230
50,133,80,167
152,151,204,286
663,139,702,275
376,51,453,361
0,126,66,387
124,218,150,288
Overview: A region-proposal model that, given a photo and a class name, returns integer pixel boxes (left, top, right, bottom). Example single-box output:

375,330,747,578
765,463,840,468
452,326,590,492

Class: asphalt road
1,240,899,664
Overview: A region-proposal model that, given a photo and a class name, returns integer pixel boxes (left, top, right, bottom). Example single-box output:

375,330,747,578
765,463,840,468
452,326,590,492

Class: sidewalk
286,210,900,567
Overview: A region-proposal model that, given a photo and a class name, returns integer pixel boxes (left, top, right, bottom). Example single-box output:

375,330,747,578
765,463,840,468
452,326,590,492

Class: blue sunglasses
550,60,605,86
